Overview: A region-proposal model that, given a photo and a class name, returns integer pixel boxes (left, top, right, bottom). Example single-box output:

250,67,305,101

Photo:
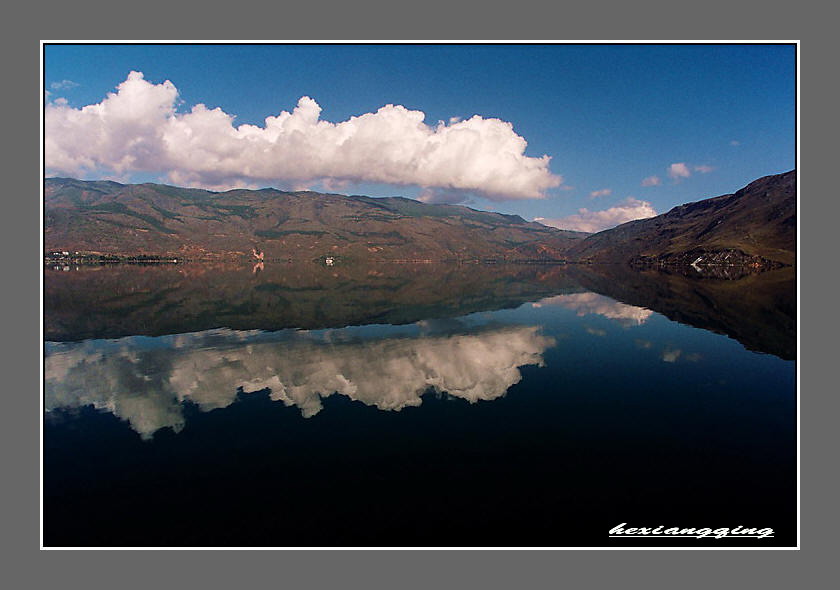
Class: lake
43,262,796,547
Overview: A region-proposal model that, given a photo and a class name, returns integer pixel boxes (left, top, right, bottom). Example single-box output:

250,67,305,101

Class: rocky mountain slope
567,170,796,268
45,171,796,267
44,178,588,262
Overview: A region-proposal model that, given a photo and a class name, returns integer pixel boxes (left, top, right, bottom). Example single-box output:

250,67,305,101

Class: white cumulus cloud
589,188,612,198
535,197,658,233
45,71,563,200
667,162,692,180
641,175,661,187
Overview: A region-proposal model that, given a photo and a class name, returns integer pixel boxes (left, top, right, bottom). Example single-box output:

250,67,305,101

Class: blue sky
44,43,796,232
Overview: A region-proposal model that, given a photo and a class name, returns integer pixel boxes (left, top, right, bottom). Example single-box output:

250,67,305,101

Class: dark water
43,263,796,547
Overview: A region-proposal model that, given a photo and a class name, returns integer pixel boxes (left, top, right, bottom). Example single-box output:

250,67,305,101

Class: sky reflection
533,292,654,326
45,323,555,439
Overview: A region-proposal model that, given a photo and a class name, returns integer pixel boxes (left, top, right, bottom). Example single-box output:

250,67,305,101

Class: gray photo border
8,1,832,587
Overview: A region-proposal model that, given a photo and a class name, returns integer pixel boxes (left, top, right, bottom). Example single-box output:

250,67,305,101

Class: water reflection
532,292,654,326
44,262,795,359
43,262,797,548
45,323,555,439
43,262,583,341
567,265,796,359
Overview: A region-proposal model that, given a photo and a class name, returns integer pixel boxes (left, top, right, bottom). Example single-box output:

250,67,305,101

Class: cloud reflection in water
45,324,555,439
533,292,654,326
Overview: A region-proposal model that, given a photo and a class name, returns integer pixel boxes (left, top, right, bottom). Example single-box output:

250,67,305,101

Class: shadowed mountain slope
568,170,796,267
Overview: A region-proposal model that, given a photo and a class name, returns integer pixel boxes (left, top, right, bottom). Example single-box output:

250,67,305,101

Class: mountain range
44,170,796,267
44,178,586,262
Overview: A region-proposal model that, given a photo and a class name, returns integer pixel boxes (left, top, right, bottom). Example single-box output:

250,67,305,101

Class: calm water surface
43,263,796,547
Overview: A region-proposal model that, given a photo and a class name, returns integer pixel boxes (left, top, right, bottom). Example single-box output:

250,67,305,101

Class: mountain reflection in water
43,262,796,547
45,323,555,439
566,265,796,360
44,261,794,359
43,262,581,341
